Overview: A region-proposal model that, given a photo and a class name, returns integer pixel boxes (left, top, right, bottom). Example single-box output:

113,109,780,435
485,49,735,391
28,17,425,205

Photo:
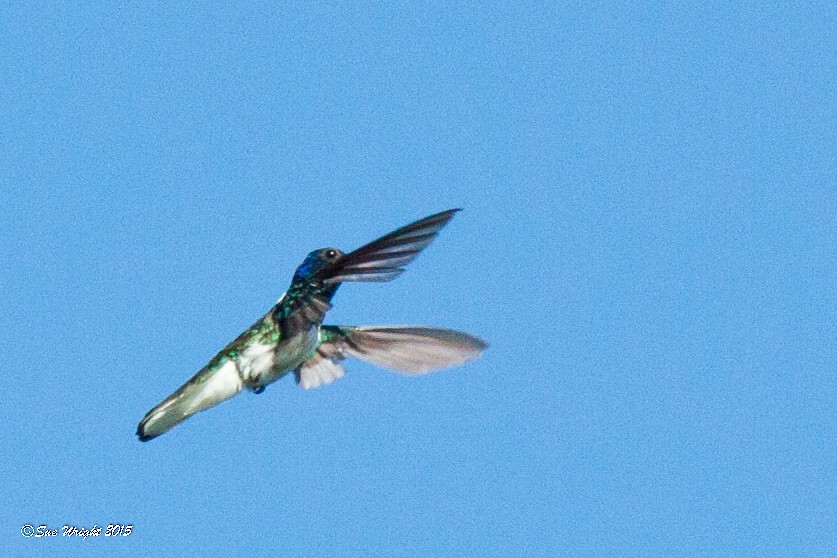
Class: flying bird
137,209,486,441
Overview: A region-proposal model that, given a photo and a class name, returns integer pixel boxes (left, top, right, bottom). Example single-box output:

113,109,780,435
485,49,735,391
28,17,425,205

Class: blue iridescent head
293,247,343,281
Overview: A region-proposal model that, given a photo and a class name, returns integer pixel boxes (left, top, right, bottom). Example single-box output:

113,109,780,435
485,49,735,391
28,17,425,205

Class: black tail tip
136,423,156,442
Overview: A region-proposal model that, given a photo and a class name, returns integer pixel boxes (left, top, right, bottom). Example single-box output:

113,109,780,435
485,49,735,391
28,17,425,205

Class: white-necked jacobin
137,209,486,441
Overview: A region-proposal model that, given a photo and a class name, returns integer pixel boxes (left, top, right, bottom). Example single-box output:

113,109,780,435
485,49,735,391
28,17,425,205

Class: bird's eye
325,249,337,259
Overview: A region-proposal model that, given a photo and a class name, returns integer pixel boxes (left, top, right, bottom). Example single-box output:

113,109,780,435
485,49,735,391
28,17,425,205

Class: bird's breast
239,326,319,389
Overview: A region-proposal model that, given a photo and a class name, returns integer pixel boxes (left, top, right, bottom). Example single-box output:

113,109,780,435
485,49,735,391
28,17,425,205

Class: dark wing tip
435,208,461,218
415,208,461,226
468,335,489,352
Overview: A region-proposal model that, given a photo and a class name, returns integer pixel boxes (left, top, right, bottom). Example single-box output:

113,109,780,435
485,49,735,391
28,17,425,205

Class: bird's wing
294,325,487,389
137,358,243,441
273,288,334,340
276,209,460,338
320,209,460,284
294,349,347,390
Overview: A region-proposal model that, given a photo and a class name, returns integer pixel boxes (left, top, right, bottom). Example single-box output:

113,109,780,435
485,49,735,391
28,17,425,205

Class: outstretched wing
275,209,460,339
320,209,460,284
294,325,487,389
137,359,243,441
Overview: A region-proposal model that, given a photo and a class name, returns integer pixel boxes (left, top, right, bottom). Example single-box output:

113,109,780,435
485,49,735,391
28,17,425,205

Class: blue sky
2,2,834,556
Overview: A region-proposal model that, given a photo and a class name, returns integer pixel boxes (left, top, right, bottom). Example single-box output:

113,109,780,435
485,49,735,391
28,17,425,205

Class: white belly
239,327,319,389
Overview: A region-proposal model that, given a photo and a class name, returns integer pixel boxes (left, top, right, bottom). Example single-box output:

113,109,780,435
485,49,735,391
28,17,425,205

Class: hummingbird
136,209,486,441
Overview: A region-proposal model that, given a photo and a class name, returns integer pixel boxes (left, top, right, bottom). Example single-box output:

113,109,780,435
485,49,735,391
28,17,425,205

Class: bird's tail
136,358,243,441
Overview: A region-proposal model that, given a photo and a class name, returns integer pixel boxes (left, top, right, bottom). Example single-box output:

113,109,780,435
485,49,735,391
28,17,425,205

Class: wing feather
320,209,460,284
294,325,486,389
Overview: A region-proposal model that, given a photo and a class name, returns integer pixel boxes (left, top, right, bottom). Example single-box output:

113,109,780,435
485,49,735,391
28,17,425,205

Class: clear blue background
2,2,834,556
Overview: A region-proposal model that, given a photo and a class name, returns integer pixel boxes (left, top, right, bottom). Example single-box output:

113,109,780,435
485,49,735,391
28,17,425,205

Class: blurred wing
320,209,460,284
137,359,243,441
294,325,487,389
293,351,346,389
339,326,488,373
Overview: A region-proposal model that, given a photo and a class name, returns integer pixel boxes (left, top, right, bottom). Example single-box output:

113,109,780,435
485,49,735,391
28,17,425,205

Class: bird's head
292,248,344,282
